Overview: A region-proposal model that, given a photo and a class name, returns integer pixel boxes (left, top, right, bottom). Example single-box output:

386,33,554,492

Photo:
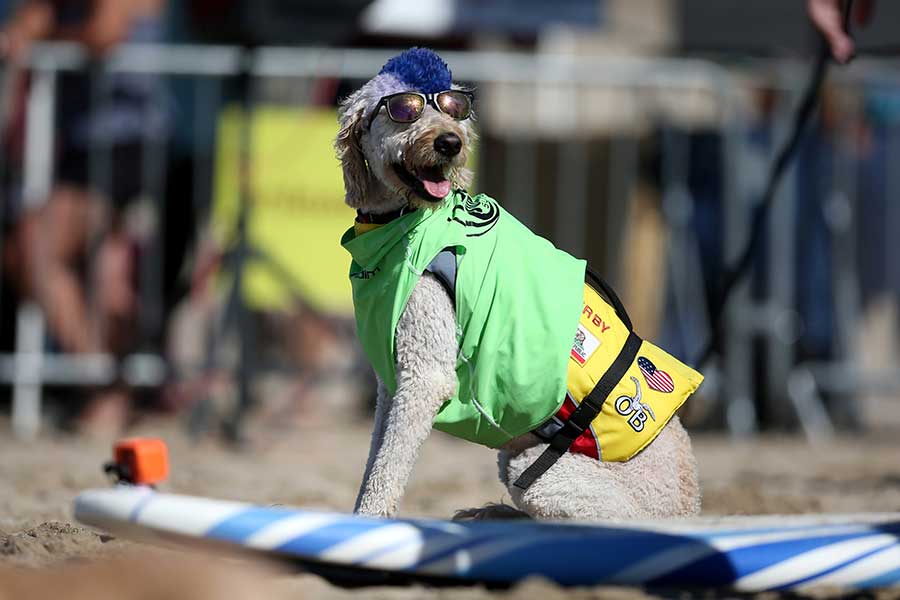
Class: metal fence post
12,64,56,438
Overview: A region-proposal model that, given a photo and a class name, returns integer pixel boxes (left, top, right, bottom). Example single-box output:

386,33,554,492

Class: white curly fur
339,63,701,521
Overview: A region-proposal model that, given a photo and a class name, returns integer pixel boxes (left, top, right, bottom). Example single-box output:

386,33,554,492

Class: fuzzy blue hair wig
379,48,452,94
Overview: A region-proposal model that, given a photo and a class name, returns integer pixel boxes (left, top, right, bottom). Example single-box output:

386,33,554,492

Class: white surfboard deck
74,487,900,591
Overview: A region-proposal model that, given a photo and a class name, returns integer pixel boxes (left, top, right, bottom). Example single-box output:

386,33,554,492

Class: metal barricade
1,43,898,439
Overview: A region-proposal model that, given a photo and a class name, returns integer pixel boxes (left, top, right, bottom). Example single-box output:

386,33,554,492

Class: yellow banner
213,105,355,314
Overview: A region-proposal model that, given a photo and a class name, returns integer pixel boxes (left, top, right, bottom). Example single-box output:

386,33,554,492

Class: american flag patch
638,356,674,393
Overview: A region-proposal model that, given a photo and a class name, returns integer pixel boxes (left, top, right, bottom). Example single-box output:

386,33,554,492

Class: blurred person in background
0,0,169,435
658,0,881,429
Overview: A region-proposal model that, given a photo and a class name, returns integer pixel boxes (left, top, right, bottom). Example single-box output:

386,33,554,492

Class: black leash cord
694,0,855,368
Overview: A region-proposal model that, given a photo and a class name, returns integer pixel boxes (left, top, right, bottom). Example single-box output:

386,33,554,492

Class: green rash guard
341,190,585,448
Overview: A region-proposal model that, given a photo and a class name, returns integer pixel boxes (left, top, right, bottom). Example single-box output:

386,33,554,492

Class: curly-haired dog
337,48,704,520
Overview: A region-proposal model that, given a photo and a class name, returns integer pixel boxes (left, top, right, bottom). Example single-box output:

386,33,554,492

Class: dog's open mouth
393,164,451,202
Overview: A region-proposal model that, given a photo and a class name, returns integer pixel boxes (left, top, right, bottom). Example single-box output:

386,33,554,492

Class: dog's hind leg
502,417,701,520
355,274,458,518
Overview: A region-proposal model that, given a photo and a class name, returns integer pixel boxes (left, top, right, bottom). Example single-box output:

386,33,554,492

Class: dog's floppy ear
450,118,477,191
335,100,370,208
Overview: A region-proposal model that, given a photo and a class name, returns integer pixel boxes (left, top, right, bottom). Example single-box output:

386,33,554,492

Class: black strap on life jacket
513,267,642,491
585,266,632,332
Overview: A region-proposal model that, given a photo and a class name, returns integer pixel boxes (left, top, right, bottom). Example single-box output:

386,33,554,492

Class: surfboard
74,487,900,591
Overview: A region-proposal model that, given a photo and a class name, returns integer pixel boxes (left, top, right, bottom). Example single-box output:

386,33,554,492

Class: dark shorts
55,70,162,208
56,142,146,209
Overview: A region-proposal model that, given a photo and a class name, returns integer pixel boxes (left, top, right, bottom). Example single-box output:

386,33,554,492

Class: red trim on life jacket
554,396,600,460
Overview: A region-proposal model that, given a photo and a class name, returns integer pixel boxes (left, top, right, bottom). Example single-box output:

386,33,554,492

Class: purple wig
379,48,452,94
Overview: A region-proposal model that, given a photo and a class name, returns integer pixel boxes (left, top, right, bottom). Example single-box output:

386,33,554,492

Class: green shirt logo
449,192,501,236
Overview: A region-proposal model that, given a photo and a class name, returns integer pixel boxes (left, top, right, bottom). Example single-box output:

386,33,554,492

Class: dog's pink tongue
422,179,451,199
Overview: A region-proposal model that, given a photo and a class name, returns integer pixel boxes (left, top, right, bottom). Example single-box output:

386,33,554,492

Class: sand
1,416,899,599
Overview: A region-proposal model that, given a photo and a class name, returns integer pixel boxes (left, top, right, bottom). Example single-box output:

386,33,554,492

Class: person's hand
807,0,854,63
807,0,875,64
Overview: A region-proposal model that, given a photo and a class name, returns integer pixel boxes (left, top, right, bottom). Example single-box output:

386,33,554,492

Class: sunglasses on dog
367,90,474,129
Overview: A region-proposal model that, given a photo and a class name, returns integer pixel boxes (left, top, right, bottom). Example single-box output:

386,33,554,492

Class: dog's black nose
434,133,462,157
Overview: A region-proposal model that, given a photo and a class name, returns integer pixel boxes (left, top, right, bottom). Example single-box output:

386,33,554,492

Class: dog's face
336,49,475,213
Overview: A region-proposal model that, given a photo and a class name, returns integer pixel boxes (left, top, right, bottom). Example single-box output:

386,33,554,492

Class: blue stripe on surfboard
772,540,899,590
692,524,866,540
127,491,156,523
206,508,298,543
682,521,899,544
275,519,392,556
769,521,900,590
482,537,712,585
411,521,589,574
855,565,900,588
649,530,889,587
371,521,557,571
412,533,516,570
420,528,706,585
351,525,448,566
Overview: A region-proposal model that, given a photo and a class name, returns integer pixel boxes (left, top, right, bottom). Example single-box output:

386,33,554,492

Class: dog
337,48,703,520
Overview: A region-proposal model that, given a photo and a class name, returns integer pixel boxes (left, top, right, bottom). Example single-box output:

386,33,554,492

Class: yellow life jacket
513,269,703,489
